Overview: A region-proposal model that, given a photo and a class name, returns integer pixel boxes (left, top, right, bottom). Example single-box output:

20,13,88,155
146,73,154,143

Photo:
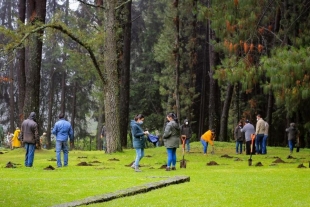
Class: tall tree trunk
119,0,131,148
104,0,121,153
23,0,47,119
46,70,55,149
173,0,181,122
219,83,234,141
71,81,77,149
17,0,26,126
97,105,104,150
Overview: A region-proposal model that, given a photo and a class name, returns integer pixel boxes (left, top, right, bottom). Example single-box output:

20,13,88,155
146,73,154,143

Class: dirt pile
5,161,16,168
108,158,119,161
255,162,263,166
77,162,92,166
207,161,219,166
234,158,243,161
159,164,167,169
44,165,55,170
90,160,101,163
221,154,233,158
297,164,306,168
48,158,57,161
273,158,285,163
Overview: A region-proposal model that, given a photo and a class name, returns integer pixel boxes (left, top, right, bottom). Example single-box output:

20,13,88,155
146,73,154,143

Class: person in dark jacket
234,122,245,154
52,113,74,167
20,112,39,167
163,113,180,171
286,123,299,154
180,119,192,152
130,114,149,172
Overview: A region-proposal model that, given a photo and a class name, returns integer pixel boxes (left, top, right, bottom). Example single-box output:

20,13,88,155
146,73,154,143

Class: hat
245,120,250,123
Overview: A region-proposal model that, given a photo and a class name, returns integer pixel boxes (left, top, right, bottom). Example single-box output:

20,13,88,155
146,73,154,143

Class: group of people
0,112,74,168
235,114,298,155
130,112,218,172
234,114,269,155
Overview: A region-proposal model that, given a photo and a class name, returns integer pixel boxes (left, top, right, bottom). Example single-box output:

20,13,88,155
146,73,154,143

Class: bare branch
115,0,131,10
76,0,105,9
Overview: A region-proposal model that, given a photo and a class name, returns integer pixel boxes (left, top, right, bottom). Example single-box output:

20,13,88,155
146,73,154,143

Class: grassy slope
0,142,309,207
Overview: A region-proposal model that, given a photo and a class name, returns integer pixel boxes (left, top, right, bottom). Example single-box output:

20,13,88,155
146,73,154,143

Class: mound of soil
269,163,277,166
221,154,233,158
234,158,243,161
108,158,119,161
255,162,263,166
273,158,286,163
90,160,101,163
159,164,167,169
48,158,57,161
149,167,155,169
0,152,4,154
78,156,87,158
297,164,306,168
145,155,152,157
77,162,92,166
44,165,55,170
287,155,296,159
207,161,219,166
125,161,135,167
5,162,15,168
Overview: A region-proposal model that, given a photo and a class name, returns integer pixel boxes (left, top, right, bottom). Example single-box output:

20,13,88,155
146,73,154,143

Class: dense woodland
1,0,310,152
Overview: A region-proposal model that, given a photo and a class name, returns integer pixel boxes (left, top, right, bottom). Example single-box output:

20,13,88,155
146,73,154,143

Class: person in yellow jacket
12,127,21,149
200,129,215,155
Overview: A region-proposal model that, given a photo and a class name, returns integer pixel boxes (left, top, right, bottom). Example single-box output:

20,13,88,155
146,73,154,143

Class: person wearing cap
52,113,74,167
285,123,299,154
200,129,215,155
40,132,47,149
241,120,256,155
11,127,21,149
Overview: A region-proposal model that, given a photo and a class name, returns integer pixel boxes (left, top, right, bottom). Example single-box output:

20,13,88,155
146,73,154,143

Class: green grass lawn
0,142,309,207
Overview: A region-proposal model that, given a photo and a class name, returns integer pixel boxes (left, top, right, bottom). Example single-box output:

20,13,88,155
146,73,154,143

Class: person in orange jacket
200,129,215,155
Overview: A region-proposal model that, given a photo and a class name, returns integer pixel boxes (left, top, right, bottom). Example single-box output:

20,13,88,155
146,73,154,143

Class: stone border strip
52,176,190,207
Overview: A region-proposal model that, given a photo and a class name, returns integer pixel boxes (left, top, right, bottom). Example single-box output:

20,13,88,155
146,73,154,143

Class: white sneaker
131,164,135,169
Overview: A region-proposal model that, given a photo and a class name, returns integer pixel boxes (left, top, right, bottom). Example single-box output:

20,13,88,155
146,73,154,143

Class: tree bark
23,0,47,119
104,0,122,153
119,0,131,148
46,70,55,149
219,83,234,141
71,81,77,149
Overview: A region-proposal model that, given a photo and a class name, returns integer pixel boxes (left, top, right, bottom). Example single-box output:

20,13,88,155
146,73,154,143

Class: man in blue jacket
52,113,74,167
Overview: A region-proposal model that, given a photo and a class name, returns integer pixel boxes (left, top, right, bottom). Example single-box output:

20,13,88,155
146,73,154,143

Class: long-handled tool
211,145,215,154
248,134,255,166
180,135,187,168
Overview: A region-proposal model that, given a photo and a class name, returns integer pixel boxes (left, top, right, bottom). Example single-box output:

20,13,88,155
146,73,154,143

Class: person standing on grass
262,121,269,154
180,119,192,153
12,127,21,149
20,112,40,167
234,122,244,154
241,120,256,155
255,114,265,154
200,129,215,155
286,123,299,154
163,113,180,171
52,113,74,168
130,114,149,172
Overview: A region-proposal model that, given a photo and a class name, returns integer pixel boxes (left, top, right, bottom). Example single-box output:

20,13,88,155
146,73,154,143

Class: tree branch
14,23,105,84
115,0,131,10
76,0,105,9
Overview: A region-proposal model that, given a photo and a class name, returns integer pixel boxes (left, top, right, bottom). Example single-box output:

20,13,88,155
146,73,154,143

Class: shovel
211,146,215,154
248,134,255,166
180,135,187,168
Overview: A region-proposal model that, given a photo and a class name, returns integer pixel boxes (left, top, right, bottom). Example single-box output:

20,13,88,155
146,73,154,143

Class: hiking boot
171,167,176,170
135,168,142,172
166,167,170,171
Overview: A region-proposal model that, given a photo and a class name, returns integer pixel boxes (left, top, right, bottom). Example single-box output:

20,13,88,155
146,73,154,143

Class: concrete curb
52,175,190,207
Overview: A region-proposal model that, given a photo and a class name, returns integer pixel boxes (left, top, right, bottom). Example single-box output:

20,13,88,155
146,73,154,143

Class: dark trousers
246,139,256,155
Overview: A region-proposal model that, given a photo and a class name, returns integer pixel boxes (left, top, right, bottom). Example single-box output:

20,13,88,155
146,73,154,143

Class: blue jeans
288,140,294,152
200,138,208,154
236,141,243,153
262,135,268,154
134,148,144,167
166,148,177,167
255,134,264,154
186,139,190,152
56,141,69,167
24,143,36,167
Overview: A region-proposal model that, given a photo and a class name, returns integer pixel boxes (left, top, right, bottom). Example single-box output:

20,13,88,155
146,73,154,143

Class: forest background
1,0,310,153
